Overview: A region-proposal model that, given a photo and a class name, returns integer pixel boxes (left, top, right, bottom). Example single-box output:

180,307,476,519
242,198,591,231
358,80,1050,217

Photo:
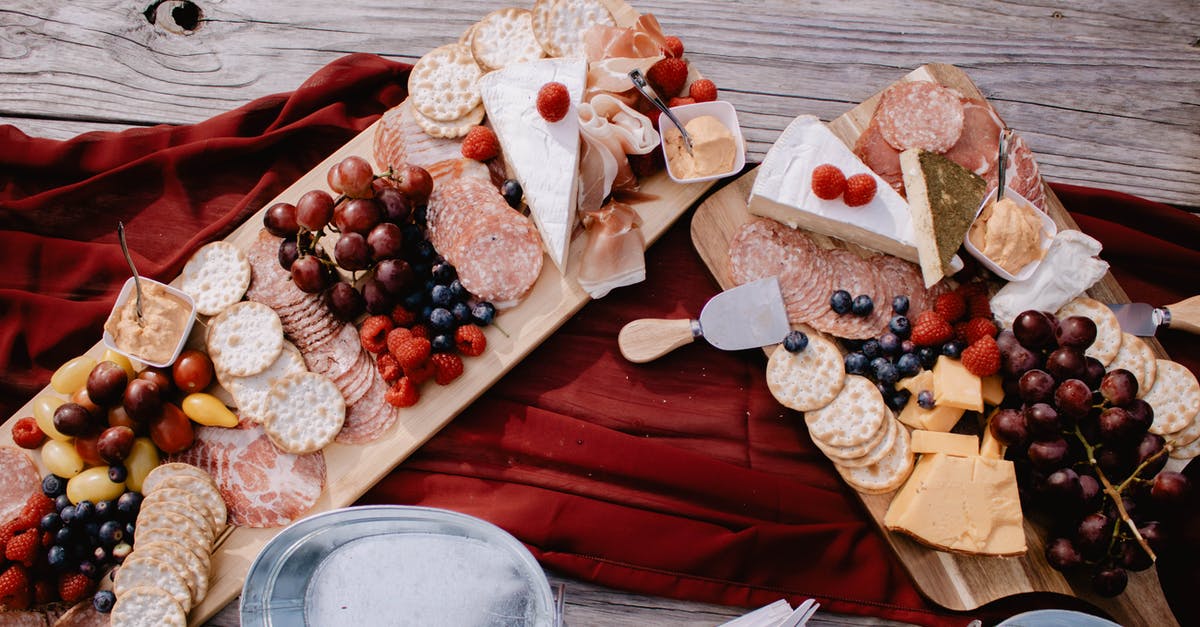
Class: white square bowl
963,186,1057,282
659,100,746,184
102,276,197,368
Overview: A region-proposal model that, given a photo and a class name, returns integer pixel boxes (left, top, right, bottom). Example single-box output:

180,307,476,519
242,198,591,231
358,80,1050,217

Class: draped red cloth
1,54,1196,625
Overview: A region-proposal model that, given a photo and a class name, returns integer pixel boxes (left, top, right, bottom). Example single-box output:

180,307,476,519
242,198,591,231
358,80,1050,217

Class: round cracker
408,43,483,122
136,507,211,559
1170,425,1200,460
149,473,228,534
114,554,192,611
536,0,614,58
1056,297,1122,365
458,21,480,45
471,8,546,71
821,413,899,469
179,241,251,316
142,462,216,495
1107,332,1157,396
1145,359,1200,435
262,371,346,454
112,585,187,627
206,301,284,376
765,331,845,412
141,488,218,543
836,422,913,494
133,526,209,565
134,540,210,606
225,342,307,424
411,101,484,139
805,375,887,449
1167,411,1200,450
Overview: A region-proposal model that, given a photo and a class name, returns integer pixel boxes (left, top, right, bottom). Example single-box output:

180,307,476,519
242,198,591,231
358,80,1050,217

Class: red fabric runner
1,54,1196,625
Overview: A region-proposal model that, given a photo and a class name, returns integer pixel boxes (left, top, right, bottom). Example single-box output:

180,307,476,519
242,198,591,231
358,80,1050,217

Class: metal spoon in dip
117,221,146,327
628,68,693,155
996,128,1013,201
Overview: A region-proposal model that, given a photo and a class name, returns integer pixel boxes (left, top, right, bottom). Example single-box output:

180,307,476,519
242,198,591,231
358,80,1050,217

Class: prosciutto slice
582,14,669,96
577,200,646,298
577,94,659,205
168,419,326,528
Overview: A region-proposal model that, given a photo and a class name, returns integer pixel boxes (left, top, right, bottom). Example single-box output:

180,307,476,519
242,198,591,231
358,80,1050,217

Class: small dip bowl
660,100,746,184
963,186,1057,282
102,277,197,368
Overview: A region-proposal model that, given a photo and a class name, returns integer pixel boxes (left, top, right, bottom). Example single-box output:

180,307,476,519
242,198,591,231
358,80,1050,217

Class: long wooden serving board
0,3,717,623
690,64,1177,626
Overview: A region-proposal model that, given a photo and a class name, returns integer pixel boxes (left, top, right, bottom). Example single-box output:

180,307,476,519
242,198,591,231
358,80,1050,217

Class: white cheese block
748,115,918,262
478,58,585,271
990,229,1109,326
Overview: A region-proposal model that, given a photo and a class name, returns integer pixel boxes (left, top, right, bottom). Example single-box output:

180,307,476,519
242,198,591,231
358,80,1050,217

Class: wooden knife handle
1165,295,1200,335
618,318,699,363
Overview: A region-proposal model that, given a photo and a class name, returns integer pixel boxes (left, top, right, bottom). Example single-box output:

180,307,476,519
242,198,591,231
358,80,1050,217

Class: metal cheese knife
618,277,790,363
1106,295,1199,337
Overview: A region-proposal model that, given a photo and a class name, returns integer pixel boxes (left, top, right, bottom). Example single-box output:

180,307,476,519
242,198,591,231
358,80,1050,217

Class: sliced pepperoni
876,81,965,153
0,447,41,524
944,98,1004,176
854,117,905,195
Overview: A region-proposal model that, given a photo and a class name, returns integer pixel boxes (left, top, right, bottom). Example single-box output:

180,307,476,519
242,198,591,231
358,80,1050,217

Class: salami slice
728,219,831,325
335,370,399,444
853,117,905,195
944,98,1003,176
808,249,884,340
453,213,544,308
245,230,304,310
0,447,41,524
873,255,934,319
168,419,325,528
875,81,965,153
1003,134,1045,210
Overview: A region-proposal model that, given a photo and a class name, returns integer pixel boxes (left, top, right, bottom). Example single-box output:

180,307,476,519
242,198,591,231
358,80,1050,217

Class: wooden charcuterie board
690,64,1178,627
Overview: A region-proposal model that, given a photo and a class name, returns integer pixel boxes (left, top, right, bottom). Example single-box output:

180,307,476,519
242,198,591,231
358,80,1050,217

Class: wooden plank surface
689,64,1178,627
1,0,1198,207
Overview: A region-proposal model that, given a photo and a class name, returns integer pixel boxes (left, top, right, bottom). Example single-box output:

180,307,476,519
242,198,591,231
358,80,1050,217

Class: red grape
264,202,300,237
297,189,336,230
1134,432,1166,471
394,165,433,204
1139,521,1165,551
1056,315,1097,350
990,408,1029,446
1045,537,1083,571
1076,512,1111,556
1054,379,1093,419
278,238,300,271
1024,402,1061,439
1082,357,1106,389
1002,345,1041,379
328,156,375,198
377,186,412,224
1013,310,1057,350
1079,473,1101,509
1124,399,1154,432
1150,471,1189,506
1097,406,1134,442
324,281,365,322
291,255,330,293
334,232,371,271
1100,369,1138,406
334,198,383,235
1028,437,1069,471
1119,540,1153,571
360,278,392,314
1018,369,1056,404
374,258,416,295
1091,566,1128,597
87,361,129,407
367,222,405,261
1096,446,1131,477
996,329,1020,353
1046,347,1086,381
1045,468,1082,502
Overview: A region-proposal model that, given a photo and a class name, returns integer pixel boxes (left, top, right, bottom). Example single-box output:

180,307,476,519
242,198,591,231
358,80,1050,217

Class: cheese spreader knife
1106,295,1199,337
618,277,790,363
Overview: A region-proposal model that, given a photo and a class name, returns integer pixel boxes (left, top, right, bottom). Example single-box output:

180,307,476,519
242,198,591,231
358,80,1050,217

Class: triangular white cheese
478,58,585,271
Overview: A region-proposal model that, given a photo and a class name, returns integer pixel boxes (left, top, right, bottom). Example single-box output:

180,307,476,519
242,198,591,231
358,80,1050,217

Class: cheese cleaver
1106,295,1199,337
618,277,790,363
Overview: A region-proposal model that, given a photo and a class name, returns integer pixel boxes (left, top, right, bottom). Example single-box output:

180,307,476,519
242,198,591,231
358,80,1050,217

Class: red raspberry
5,530,39,567
811,164,846,200
842,173,877,207
628,151,664,178
409,324,429,340
404,360,436,386
10,418,44,450
384,377,420,408
963,317,999,344
536,82,571,123
376,353,402,384
359,315,394,354
386,327,414,358
688,79,717,103
393,337,431,371
57,572,92,604
667,96,695,108
431,353,464,385
953,320,971,344
955,281,988,302
390,305,417,327
15,495,54,532
461,126,499,161
0,520,19,550
910,311,954,347
647,57,688,97
934,293,967,323
0,564,30,610
968,295,993,320
661,35,684,58
454,325,487,357
961,335,1001,377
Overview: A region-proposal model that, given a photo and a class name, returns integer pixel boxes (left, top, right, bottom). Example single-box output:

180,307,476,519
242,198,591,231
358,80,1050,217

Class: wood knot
1050,10,1065,19
144,0,203,34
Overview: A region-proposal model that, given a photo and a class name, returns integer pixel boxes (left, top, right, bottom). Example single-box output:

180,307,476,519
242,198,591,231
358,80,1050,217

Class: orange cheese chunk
981,375,1005,406
933,356,984,412
898,394,966,432
911,430,978,457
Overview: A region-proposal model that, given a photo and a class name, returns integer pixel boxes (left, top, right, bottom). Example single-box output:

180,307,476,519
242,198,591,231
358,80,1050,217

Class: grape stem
1072,426,1157,563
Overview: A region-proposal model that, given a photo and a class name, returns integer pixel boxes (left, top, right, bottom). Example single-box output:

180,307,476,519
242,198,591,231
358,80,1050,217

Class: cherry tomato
108,406,143,434
137,367,174,394
172,350,214,394
74,431,105,467
149,403,194,454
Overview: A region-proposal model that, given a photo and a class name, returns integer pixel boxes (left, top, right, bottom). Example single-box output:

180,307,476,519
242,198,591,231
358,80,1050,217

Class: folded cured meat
577,200,645,298
582,14,668,96
577,93,659,210
373,101,463,174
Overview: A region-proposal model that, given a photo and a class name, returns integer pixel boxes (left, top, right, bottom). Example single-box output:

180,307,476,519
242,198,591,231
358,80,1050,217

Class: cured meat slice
875,81,965,153
728,219,831,325
808,249,885,340
335,370,399,444
168,419,325,528
53,600,109,626
873,255,934,318
427,177,509,261
943,98,1003,176
244,230,304,310
854,117,904,195
1002,134,1045,210
0,446,41,523
373,101,464,173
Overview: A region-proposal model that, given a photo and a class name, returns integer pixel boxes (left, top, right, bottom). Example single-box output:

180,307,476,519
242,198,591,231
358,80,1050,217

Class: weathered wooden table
2,1,1197,625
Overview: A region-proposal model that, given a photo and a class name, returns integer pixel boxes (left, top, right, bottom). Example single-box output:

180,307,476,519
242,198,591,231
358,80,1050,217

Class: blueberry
116,492,142,519
401,224,424,248
782,330,808,353
93,546,109,564
420,304,433,321
42,474,66,498
451,301,472,324
98,520,125,547
430,284,453,307
412,204,428,227
941,340,965,359
429,307,455,331
448,279,468,301
78,560,99,580
851,295,874,317
471,302,496,326
870,356,890,374
69,541,90,560
861,339,882,359
422,278,436,293
111,542,132,562
896,353,922,377
892,295,910,315
124,522,136,541
84,521,100,541
47,545,70,571
916,346,939,369
889,315,911,339
410,262,432,280
901,339,916,354
54,494,72,512
107,465,127,484
844,352,869,376
93,590,116,614
40,512,61,533
415,239,436,260
431,334,454,353
501,179,523,209
55,526,73,546
878,333,900,356
874,360,899,386
95,499,116,521
917,390,935,409
402,290,426,311
888,388,912,412
60,505,77,525
432,263,457,284
829,290,852,314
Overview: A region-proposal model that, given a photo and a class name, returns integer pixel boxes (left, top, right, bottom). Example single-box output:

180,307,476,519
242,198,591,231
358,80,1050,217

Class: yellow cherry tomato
181,393,239,428
50,355,97,395
42,439,84,478
33,395,70,441
67,466,125,504
124,438,160,493
101,349,136,381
